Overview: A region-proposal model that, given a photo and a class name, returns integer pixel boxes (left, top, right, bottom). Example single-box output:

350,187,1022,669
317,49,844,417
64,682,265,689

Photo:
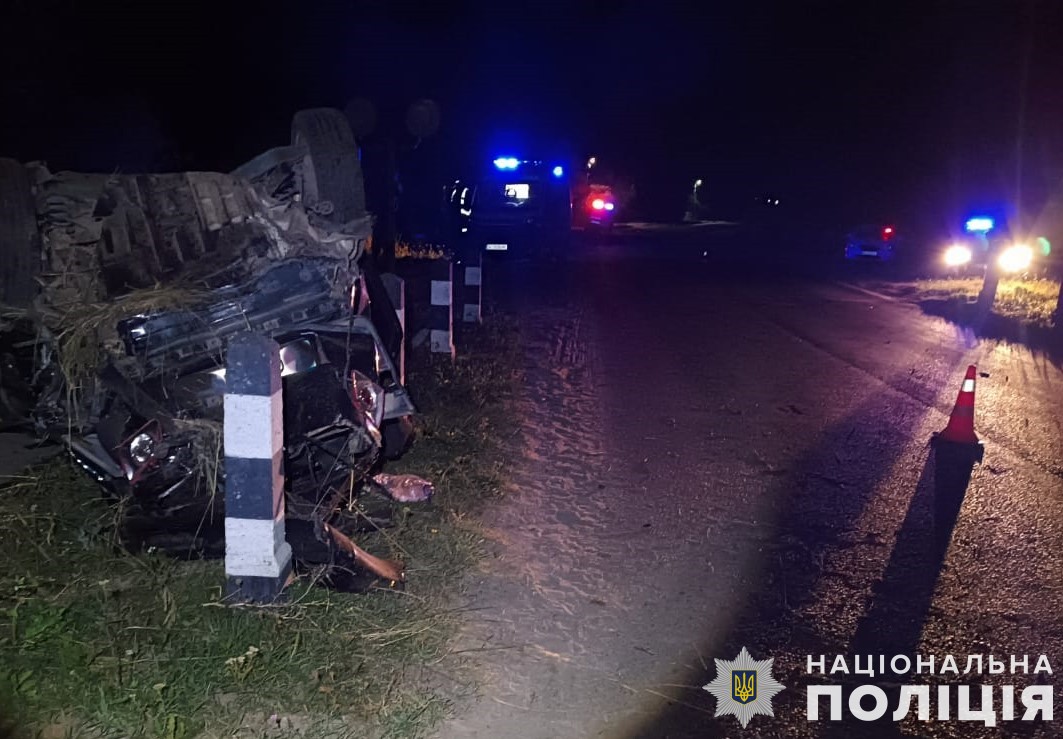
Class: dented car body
1,109,418,576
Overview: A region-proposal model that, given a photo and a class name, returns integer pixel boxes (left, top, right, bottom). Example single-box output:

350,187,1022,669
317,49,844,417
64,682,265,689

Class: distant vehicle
572,183,618,233
445,157,571,258
941,240,1048,278
940,217,1049,277
939,215,997,275
844,224,900,262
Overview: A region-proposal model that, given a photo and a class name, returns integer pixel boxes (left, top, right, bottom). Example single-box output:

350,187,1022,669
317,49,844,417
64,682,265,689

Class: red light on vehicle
591,198,606,211
883,226,894,237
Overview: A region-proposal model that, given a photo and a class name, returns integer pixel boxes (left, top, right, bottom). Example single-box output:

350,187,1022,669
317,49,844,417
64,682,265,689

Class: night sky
3,0,1061,227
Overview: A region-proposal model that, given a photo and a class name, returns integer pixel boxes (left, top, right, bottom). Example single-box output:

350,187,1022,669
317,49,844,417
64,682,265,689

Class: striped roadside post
381,272,406,385
458,251,483,325
429,259,455,358
223,333,292,602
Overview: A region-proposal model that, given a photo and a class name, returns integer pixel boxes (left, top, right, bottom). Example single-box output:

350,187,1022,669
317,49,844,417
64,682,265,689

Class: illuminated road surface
433,229,1063,739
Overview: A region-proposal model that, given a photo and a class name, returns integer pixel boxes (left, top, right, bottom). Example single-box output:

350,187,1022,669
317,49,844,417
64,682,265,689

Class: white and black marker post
429,259,455,358
223,333,292,602
459,252,482,324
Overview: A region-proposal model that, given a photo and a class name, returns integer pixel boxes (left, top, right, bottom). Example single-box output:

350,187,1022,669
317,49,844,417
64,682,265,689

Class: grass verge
870,277,1060,330
0,318,520,739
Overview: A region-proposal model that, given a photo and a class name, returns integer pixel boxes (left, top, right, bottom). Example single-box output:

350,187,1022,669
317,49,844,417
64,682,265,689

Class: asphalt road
433,227,1063,739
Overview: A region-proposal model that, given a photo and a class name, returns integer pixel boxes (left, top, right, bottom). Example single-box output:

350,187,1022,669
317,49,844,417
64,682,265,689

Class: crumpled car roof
26,162,372,318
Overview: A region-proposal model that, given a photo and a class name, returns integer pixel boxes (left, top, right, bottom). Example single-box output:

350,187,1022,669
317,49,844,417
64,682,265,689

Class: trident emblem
732,670,757,704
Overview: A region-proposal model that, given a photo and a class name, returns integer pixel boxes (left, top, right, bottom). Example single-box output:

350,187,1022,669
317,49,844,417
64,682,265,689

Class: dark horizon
2,0,1061,229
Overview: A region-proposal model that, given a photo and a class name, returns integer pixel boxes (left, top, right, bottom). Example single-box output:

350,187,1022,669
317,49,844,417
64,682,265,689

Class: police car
445,157,572,259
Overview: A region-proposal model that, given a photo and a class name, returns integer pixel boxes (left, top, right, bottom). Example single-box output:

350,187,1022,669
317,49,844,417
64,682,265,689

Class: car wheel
0,158,41,308
291,109,366,224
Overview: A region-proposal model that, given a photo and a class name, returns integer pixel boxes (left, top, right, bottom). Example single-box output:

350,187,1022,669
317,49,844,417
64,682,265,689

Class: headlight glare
998,244,1033,273
943,245,973,267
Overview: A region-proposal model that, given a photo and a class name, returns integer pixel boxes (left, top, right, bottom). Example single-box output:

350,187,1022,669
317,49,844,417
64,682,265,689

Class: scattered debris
323,523,405,584
372,472,435,503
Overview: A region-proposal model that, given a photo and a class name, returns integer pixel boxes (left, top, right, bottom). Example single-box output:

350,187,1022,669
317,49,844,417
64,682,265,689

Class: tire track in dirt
433,294,651,737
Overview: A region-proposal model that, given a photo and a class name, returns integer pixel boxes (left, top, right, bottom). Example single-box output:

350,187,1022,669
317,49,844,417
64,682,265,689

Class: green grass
876,277,1060,329
0,318,520,739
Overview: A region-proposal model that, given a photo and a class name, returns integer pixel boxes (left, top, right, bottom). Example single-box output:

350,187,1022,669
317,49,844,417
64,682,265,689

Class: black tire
291,109,366,224
0,158,41,308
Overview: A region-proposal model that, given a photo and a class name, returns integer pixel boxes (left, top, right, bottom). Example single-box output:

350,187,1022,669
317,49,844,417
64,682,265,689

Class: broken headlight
116,419,165,483
129,433,156,465
351,370,385,431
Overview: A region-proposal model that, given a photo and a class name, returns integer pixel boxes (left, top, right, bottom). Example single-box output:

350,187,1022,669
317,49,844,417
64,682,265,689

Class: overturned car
0,109,422,586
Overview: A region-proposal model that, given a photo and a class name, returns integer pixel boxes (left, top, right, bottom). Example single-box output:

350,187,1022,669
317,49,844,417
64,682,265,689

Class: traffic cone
934,365,983,459
932,364,983,548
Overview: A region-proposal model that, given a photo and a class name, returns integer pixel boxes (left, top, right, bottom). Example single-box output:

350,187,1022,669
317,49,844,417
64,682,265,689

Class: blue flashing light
552,165,564,178
965,217,994,233
493,157,520,170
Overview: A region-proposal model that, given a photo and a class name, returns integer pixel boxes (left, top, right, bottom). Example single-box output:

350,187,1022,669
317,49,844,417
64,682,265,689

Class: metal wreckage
0,109,433,591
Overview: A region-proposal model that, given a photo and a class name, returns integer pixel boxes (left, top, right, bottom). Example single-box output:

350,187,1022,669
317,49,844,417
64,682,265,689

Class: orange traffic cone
936,365,980,445
933,364,984,544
